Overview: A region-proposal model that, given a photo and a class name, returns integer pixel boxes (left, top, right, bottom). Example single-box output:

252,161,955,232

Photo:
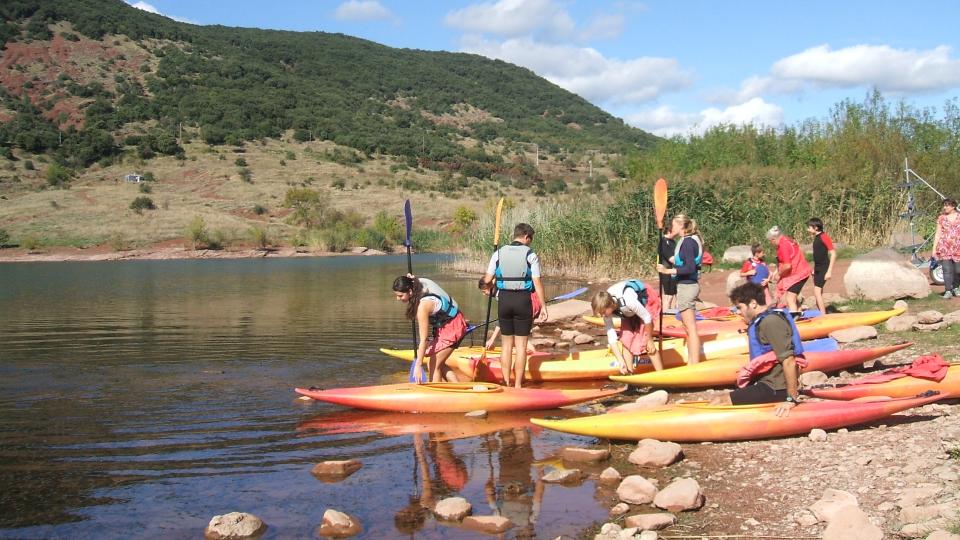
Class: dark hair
392,275,424,320
729,282,767,307
807,217,824,232
513,223,535,239
944,198,958,208
477,277,493,292
751,243,764,255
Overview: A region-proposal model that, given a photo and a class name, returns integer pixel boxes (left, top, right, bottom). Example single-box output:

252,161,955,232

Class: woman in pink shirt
766,225,812,313
933,198,960,298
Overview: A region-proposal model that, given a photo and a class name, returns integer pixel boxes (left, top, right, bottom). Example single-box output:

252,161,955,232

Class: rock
943,310,960,325
810,488,859,523
795,511,819,527
726,270,746,295
799,371,828,386
900,503,954,524
311,460,362,482
317,509,361,538
808,428,828,442
822,507,883,540
349,246,368,254
628,439,683,467
917,310,945,324
901,520,952,538
639,532,658,540
465,409,488,419
530,337,557,348
609,390,670,413
914,321,948,332
616,475,659,505
205,512,267,539
574,333,595,345
886,314,919,332
927,531,960,540
894,299,909,311
625,513,676,531
844,248,931,300
556,341,571,349
610,503,630,516
653,478,704,512
560,329,580,341
462,515,513,534
723,245,753,263
562,446,610,462
599,467,622,482
829,326,877,343
434,497,472,521
545,299,592,323
542,468,582,484
823,292,847,305
363,249,387,255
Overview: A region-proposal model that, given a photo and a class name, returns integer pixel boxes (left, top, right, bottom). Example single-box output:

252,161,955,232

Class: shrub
0,229,8,247
452,206,478,232
20,234,41,251
46,163,71,187
238,167,252,183
186,216,209,249
285,150,296,160
283,188,330,227
331,178,346,190
252,204,268,215
139,183,152,193
130,196,156,213
319,225,353,252
248,226,269,249
235,157,247,166
143,172,156,182
23,160,34,171
372,210,403,246
109,233,133,251
354,228,387,250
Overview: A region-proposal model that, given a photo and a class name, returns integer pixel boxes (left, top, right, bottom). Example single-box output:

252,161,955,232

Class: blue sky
127,0,960,136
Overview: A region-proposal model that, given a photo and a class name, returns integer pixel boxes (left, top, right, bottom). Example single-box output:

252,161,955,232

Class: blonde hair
591,291,617,316
672,213,701,239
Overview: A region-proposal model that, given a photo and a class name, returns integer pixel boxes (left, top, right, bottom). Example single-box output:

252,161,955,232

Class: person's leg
680,308,701,364
944,259,958,296
500,335,514,386
953,259,960,293
813,286,825,313
510,292,534,388
498,296,516,386
436,347,460,382
513,335,527,388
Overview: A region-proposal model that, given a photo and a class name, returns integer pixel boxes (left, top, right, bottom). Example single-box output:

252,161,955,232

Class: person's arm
604,316,629,370
485,325,501,350
932,217,943,256
741,267,756,277
529,252,548,321
623,289,652,324
825,249,837,280
412,300,432,383
774,356,800,418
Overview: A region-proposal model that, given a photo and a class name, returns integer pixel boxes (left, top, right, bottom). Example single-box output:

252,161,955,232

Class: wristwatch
785,395,798,404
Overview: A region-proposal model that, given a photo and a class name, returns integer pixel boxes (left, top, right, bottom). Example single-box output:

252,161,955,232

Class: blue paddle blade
403,199,413,247
800,309,822,319
408,358,427,383
550,287,588,302
800,337,839,353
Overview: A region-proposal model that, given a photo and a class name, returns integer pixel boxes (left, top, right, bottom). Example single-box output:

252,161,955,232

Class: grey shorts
676,282,700,312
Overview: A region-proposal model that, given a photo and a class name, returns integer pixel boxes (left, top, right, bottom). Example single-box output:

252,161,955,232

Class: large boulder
653,478,704,512
628,439,683,468
723,245,753,264
844,248,931,300
544,299,592,323
726,271,746,296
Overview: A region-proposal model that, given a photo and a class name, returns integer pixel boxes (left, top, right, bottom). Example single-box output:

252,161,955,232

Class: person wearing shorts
590,279,664,373
767,225,812,313
482,223,547,388
393,275,467,383
657,230,678,310
806,218,836,313
711,282,804,416
479,278,540,354
657,214,704,364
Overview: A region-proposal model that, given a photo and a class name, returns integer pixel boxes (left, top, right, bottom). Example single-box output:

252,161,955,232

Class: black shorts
786,277,807,295
497,289,533,337
659,273,677,296
813,268,827,288
729,382,787,405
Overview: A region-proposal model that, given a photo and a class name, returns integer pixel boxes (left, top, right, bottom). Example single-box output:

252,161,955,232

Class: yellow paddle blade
654,178,668,230
493,197,505,247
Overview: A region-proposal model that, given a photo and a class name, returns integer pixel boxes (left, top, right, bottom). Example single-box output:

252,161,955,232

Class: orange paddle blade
493,197,505,247
654,178,668,229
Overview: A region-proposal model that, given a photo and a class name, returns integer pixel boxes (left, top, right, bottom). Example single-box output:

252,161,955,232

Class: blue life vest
420,278,460,328
494,243,534,291
747,307,805,360
748,259,770,284
614,279,648,316
673,235,703,280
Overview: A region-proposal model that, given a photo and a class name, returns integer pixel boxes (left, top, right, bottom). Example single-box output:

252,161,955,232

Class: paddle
654,178,668,352
480,198,505,351
465,286,589,336
403,200,426,383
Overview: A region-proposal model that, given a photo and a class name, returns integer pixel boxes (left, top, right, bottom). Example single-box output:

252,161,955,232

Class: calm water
0,255,613,539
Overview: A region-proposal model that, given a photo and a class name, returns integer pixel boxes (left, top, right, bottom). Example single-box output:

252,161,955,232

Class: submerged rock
204,512,267,539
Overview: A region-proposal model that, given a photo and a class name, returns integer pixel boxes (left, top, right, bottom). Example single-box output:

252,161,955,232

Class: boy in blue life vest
482,223,548,388
710,282,804,417
739,243,771,303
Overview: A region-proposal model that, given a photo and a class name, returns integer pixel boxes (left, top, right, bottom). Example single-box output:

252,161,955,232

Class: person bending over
591,279,664,373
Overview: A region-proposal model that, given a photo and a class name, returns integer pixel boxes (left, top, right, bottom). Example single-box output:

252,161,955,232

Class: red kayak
806,365,960,400
295,382,625,413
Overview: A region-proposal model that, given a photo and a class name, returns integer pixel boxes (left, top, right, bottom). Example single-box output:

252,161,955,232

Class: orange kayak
295,382,625,413
610,343,913,388
530,392,942,442
805,365,960,400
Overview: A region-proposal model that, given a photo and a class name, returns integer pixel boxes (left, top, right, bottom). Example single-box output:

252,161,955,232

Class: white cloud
627,98,784,137
127,1,195,24
445,0,575,40
333,0,395,22
581,13,624,41
461,36,692,105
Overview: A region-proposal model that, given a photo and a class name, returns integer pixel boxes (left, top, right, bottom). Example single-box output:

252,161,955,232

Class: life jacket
673,235,703,279
420,278,460,328
747,259,770,284
494,242,534,291
611,279,648,317
747,308,805,360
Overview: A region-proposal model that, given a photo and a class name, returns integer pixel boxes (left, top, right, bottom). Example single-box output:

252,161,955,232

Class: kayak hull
530,392,941,442
657,308,906,340
806,365,960,400
295,382,625,413
610,343,913,388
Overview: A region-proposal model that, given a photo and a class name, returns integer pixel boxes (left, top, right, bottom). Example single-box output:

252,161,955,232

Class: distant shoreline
0,244,402,264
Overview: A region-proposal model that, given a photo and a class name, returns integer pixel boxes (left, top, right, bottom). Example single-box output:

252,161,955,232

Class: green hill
0,0,657,170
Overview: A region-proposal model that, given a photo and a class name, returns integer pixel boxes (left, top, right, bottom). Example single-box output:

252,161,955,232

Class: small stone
743,518,760,527
799,371,828,386
530,337,557,348
311,460,362,482
809,429,828,442
574,333,595,345
795,511,819,527
560,330,579,341
617,475,659,505
917,310,945,324
619,527,639,539
542,468,582,484
317,509,361,538
943,310,960,325
628,439,683,467
914,321,948,332
610,503,630,516
653,478,704,512
556,341,571,349
462,515,514,534
886,314,919,332
609,390,670,413
625,513,676,531
927,531,960,540
810,488,859,523
465,410,488,419
205,512,267,540
434,497,472,521
638,531,658,540
894,299,909,311
822,507,882,540
599,467,622,482
562,446,610,462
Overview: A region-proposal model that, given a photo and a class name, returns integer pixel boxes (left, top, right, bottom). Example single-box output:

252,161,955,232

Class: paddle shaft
403,200,423,383
480,198,505,346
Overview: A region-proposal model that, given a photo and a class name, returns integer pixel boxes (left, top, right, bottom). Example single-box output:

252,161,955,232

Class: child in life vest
590,279,664,373
711,282,804,417
393,275,467,383
478,278,539,354
739,243,771,303
656,214,704,364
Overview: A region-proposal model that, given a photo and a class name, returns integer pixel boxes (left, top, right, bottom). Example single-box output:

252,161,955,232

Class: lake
0,255,615,539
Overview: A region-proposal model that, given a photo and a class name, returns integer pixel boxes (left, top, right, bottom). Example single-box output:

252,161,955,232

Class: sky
125,0,960,137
